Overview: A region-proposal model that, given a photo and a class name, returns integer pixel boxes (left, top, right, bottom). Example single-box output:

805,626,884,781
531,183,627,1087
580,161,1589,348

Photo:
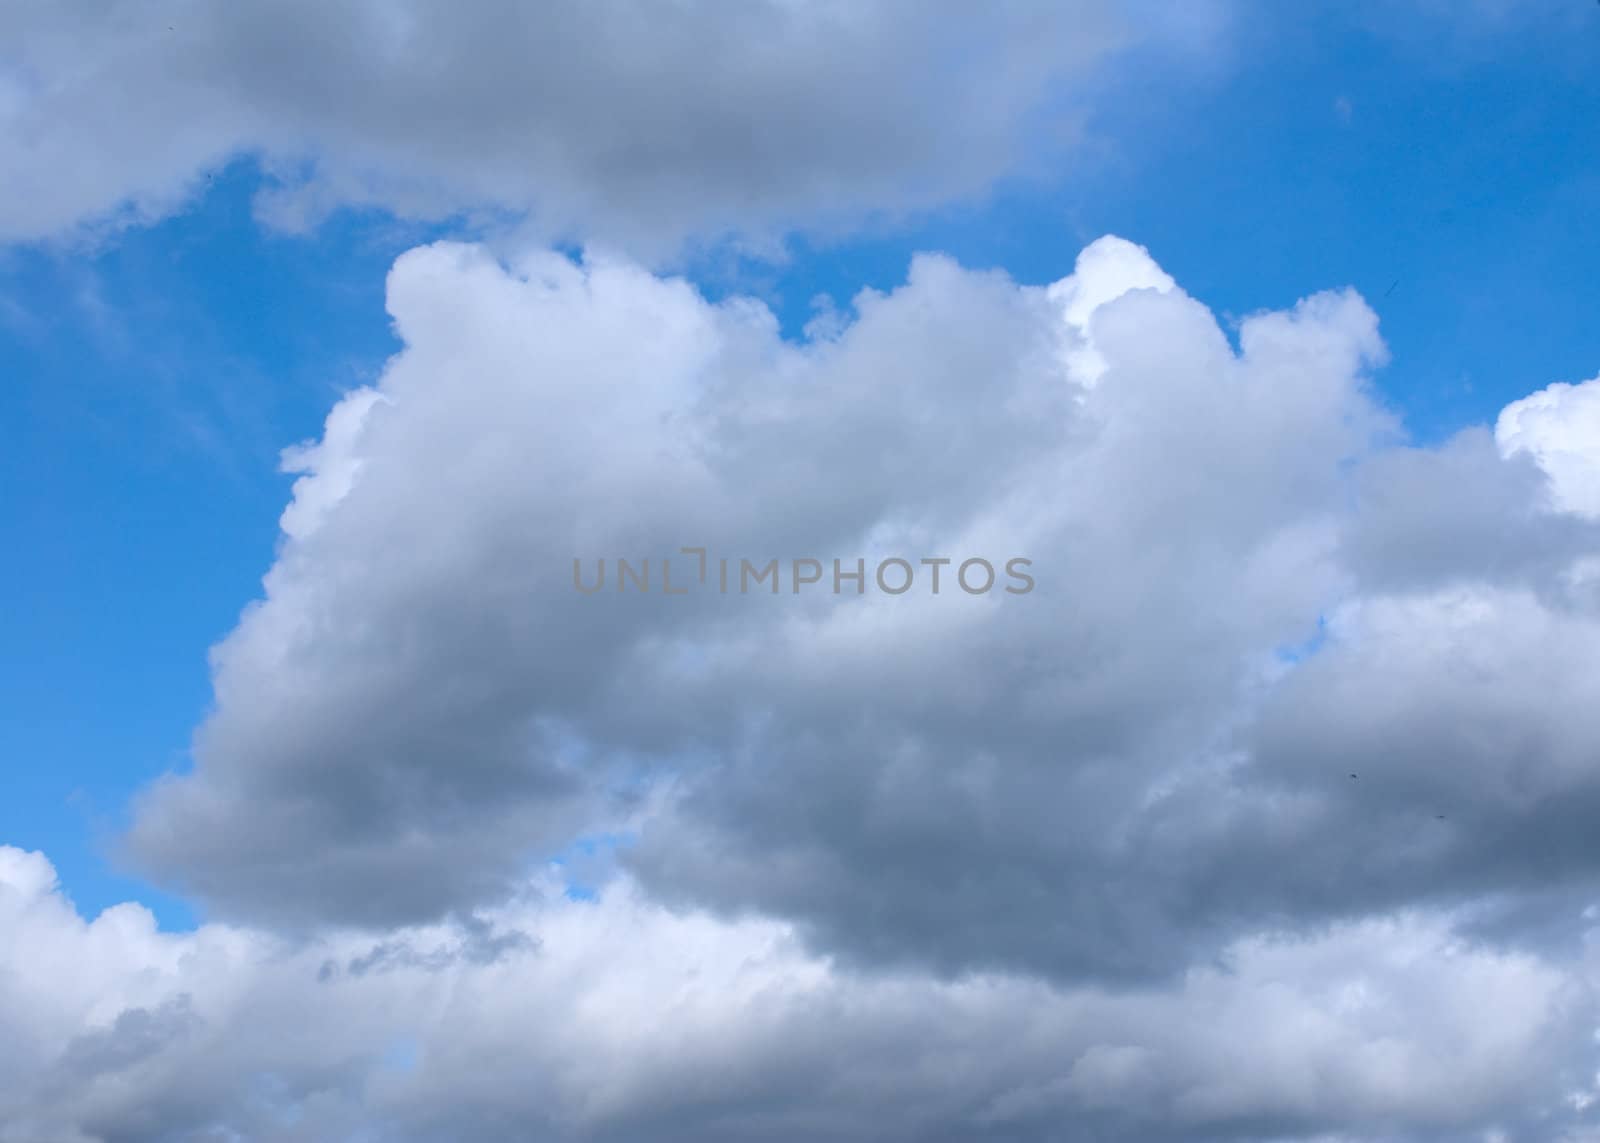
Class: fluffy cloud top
1498,379,1600,519
0,0,1206,251
117,230,1600,992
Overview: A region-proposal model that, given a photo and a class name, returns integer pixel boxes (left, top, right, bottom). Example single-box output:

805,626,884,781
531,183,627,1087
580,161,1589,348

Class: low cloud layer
5,845,1599,1142
1,0,1203,251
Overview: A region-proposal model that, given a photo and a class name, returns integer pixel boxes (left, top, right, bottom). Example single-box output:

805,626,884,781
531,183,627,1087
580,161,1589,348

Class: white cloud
1497,376,1600,519
3,845,1595,1142
1046,234,1178,386
278,388,389,543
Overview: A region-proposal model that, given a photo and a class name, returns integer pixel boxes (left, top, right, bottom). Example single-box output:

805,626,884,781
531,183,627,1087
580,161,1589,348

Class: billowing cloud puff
0,0,1216,251
1498,377,1600,519
4,845,1598,1142
124,235,1358,936
121,232,1600,997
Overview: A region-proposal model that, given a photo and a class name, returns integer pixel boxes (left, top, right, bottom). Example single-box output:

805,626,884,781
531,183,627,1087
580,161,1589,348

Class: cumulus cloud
1497,378,1600,519
117,230,1600,999
0,0,1220,251
48,230,1586,1136
5,845,1599,1142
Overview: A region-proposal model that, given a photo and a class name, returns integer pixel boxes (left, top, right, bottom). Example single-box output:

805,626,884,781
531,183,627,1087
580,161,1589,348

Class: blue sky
3,2,1596,929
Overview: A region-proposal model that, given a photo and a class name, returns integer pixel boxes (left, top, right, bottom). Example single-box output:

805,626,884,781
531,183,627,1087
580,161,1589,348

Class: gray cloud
117,233,1600,1004
1338,427,1600,596
0,0,1207,252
